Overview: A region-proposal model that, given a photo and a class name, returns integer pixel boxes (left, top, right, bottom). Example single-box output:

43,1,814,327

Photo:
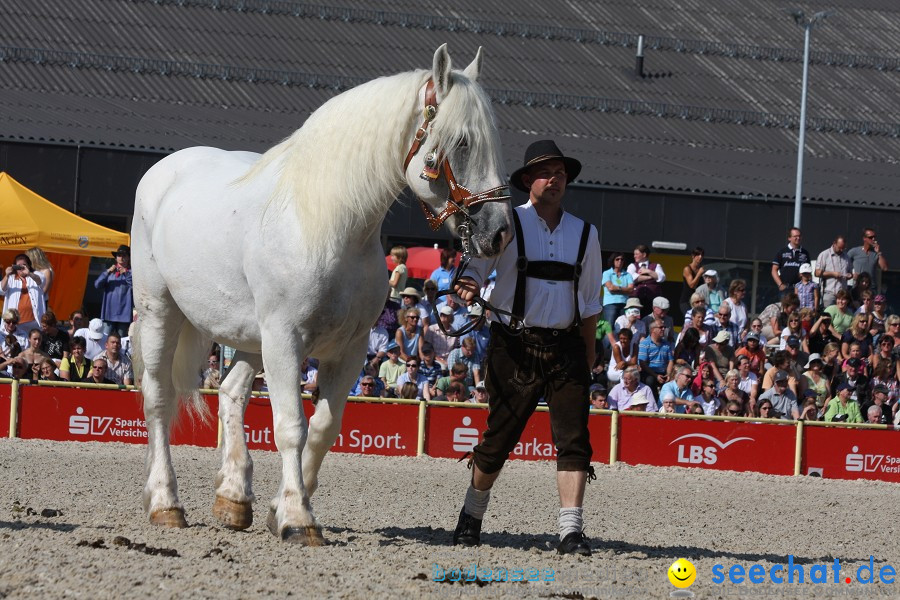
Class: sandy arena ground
0,438,897,599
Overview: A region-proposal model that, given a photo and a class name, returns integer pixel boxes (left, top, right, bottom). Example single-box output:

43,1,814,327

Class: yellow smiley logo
668,558,697,588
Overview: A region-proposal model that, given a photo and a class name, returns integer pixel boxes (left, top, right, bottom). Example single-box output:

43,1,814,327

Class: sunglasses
728,410,741,415
407,364,419,368
360,382,375,386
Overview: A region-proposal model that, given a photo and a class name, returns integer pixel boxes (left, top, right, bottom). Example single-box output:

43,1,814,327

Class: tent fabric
0,172,129,256
0,172,130,318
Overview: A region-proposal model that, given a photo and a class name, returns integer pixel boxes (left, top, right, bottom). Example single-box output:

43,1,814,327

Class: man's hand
453,276,480,304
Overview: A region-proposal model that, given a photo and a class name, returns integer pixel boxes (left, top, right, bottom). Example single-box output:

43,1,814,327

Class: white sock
463,484,491,520
559,507,583,540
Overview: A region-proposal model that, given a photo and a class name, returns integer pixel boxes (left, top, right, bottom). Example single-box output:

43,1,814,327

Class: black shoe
557,531,591,556
452,507,481,546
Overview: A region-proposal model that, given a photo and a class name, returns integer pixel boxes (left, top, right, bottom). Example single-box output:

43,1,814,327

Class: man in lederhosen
451,140,602,555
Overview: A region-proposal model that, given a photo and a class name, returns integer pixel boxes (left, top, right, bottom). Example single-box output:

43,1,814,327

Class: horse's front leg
301,343,367,497
212,351,263,530
262,339,322,545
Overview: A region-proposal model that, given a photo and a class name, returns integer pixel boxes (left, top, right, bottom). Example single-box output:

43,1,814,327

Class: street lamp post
788,9,833,229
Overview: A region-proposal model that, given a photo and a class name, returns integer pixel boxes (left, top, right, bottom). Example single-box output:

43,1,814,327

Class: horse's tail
172,321,213,426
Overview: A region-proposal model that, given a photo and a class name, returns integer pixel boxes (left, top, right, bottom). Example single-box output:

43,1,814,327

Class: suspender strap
572,221,591,327
512,210,527,321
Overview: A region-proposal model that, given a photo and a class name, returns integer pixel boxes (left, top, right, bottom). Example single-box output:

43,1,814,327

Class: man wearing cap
704,330,735,380
463,303,491,358
451,140,602,556
641,296,675,344
834,357,869,406
377,341,405,394
758,370,800,420
824,383,863,423
861,384,892,425
813,237,850,309
94,244,133,338
73,317,108,360
425,305,459,368
695,270,726,314
772,227,811,292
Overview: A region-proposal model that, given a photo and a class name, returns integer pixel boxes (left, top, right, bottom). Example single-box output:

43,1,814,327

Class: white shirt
368,326,389,356
627,261,666,283
738,372,758,396
468,202,602,329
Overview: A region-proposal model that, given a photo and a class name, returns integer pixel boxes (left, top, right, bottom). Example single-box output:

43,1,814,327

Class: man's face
789,229,802,245
623,373,637,390
716,309,731,326
653,306,666,318
839,388,851,401
650,325,662,341
747,338,759,350
864,230,876,245
704,275,716,287
451,369,466,381
675,370,690,389
524,159,567,203
106,337,120,354
359,379,376,395
461,344,472,357
834,238,846,254
788,344,799,357
446,297,458,310
691,313,703,329
774,380,788,393
633,249,646,263
91,362,108,379
874,392,887,406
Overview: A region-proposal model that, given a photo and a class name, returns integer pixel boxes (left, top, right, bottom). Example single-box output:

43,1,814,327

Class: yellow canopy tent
0,172,130,318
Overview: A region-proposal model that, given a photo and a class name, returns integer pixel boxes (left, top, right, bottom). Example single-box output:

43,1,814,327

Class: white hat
629,396,650,407
652,296,670,310
87,318,104,340
625,298,643,310
468,304,484,317
712,330,730,343
703,269,718,278
439,305,453,316
799,263,813,274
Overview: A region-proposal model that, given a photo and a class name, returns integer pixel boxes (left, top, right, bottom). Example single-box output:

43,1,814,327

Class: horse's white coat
131,45,512,540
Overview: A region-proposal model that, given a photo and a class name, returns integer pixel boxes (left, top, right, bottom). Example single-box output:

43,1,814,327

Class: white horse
131,45,512,544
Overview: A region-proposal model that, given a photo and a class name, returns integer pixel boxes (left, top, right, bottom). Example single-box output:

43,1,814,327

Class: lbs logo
69,407,113,436
671,433,754,465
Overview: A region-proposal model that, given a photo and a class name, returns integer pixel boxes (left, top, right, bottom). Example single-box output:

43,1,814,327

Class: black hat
509,140,582,192
112,244,130,257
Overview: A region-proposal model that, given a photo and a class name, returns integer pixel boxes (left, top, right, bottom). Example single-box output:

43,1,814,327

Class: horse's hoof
212,495,253,530
267,510,325,545
149,508,188,528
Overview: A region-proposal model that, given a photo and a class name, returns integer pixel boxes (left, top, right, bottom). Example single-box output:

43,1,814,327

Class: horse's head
404,45,513,258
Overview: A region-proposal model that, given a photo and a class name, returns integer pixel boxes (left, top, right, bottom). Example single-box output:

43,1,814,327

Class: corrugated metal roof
2,0,900,207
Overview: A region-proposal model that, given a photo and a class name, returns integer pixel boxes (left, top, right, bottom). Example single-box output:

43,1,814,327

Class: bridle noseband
403,79,510,233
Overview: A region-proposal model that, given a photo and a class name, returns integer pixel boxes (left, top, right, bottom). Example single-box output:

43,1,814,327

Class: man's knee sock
558,507,584,540
463,484,491,520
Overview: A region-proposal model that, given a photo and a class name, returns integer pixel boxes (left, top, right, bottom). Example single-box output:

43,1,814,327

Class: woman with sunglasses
395,307,424,363
840,314,874,360
755,399,776,420
718,369,749,416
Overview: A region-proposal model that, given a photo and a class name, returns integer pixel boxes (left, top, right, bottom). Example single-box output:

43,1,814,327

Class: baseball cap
802,389,818,398
589,383,607,395
837,382,854,393
873,384,889,395
468,304,484,317
438,305,453,316
712,330,730,344
703,269,718,278
385,341,400,353
846,358,862,369
798,263,813,274
774,370,789,383
746,332,760,341
786,335,800,348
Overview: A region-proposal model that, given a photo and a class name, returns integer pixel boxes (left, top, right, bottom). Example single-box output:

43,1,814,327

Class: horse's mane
239,66,502,250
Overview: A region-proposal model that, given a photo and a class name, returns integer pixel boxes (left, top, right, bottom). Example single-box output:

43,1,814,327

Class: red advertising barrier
425,405,612,463
0,383,10,438
243,397,418,457
18,386,217,447
803,425,900,482
617,415,796,476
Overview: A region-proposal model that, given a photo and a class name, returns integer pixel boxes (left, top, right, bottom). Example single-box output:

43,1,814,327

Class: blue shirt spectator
94,245,133,337
638,329,674,375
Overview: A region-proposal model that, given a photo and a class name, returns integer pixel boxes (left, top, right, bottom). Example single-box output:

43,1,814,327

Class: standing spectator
758,370,800,420
601,252,633,324
25,247,54,305
446,337,482,388
98,332,133,385
824,382,863,423
793,264,819,311
39,310,70,366
429,248,457,291
638,322,674,393
847,227,888,290
627,244,665,315
1,254,47,333
641,296,675,344
695,270,726,314
771,227,811,292
395,308,424,363
94,244,133,337
387,245,408,302
723,279,749,332
378,341,405,394
679,247,705,314
825,290,854,336
74,318,107,360
815,236,851,307
424,306,459,369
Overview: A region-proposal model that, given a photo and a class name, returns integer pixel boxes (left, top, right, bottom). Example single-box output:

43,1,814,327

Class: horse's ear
462,47,483,82
433,43,452,95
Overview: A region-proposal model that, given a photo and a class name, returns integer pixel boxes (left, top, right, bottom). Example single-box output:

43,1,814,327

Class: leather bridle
403,79,510,232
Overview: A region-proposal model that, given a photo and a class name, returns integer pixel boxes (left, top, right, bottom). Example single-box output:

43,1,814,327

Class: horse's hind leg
139,299,189,527
213,351,263,530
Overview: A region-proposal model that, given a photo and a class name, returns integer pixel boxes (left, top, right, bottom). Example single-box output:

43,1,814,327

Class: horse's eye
458,137,469,149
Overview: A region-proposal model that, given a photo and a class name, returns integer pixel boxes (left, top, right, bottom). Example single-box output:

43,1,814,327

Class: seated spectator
378,341,405,393
679,247,705,315
761,350,795,393
696,379,720,415
691,362,717,395
824,382,863,423
793,264,819,310
735,332,766,376
447,338,482,388
683,293,716,329
98,332,133,385
624,395,651,412
870,336,895,377
398,382,419,400
841,314,873,360
87,358,117,385
759,293,800,342
865,404,884,424
614,299,646,352
377,293,402,339
658,366,695,413
399,287,430,327
779,314,808,352
821,342,842,385
425,306,459,368
688,404,705,416
867,294,888,337
718,369,749,415
418,343,442,387
861,384,892,425
472,382,490,404
434,363,469,398
1,254,47,333
807,314,839,356
798,394,820,421
37,357,59,381
835,357,869,406
695,270,726,313
824,289,854,336
710,304,741,349
758,370,799,420
638,322,674,393
735,355,759,410
2,356,29,380
74,318,108,360
678,307,711,349
367,323,389,367
607,327,637,384
703,331,734,382
463,304,490,358
658,392,677,414
723,279,749,332
395,358,432,400
672,327,702,370
800,353,830,412
1,308,25,360
66,309,86,334
755,398,775,420
20,328,44,365
355,374,385,399
641,296,675,344
607,366,657,411
39,310,69,366
589,383,608,410
740,317,768,347
439,295,469,332
785,336,809,384
724,400,745,418
868,362,898,406
59,336,92,382
395,308,424,363
443,381,469,403
420,279,438,319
